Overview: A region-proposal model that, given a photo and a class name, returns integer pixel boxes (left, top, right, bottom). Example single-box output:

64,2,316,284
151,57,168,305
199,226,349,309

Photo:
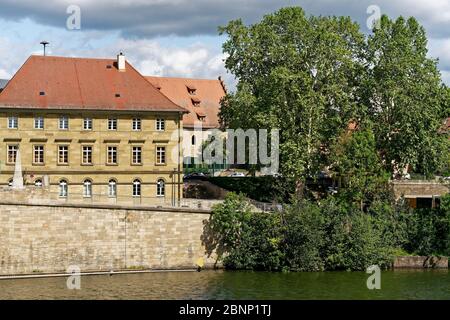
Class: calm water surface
0,270,449,300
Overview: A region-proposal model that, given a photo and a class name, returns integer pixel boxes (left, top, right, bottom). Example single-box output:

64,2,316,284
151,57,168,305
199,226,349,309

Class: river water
0,270,449,299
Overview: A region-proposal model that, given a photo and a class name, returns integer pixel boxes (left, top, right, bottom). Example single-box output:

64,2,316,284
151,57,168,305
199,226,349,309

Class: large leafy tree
364,15,448,176
219,7,366,193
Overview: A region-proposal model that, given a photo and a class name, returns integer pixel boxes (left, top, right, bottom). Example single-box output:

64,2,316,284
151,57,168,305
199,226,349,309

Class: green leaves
211,8,450,271
210,193,284,271
220,8,448,186
219,7,364,185
330,125,391,209
366,15,446,175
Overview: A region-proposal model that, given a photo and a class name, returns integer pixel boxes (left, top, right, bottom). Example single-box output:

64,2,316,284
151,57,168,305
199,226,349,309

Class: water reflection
0,269,448,300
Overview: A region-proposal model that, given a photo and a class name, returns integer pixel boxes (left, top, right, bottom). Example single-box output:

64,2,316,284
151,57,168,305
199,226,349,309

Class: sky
1,0,450,89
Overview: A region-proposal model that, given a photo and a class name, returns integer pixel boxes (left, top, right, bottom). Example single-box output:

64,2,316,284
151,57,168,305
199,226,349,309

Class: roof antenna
40,41,49,56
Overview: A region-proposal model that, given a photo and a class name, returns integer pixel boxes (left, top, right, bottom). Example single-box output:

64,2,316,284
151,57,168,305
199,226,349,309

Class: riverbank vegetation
208,7,450,271
209,192,450,271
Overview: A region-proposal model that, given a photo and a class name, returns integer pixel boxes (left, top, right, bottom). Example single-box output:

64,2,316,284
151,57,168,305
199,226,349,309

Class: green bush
209,193,284,271
319,199,394,271
282,201,325,271
209,193,404,272
404,194,450,256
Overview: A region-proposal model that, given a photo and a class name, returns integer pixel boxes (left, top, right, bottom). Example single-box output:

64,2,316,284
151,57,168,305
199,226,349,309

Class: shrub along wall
208,193,450,271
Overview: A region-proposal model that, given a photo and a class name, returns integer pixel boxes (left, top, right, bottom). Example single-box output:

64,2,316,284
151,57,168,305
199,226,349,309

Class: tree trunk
295,179,305,199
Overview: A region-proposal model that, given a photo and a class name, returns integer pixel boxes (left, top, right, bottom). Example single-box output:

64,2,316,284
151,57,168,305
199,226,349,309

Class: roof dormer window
39,91,45,96
195,111,206,122
191,97,201,106
187,85,196,95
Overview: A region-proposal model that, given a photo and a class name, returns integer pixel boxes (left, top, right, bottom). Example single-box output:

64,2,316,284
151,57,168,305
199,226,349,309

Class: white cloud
0,0,448,87
441,70,450,85
76,38,229,79
428,38,450,69
0,68,11,79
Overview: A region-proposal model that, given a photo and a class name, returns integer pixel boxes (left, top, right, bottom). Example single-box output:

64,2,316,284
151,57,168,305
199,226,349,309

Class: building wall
182,127,228,170
392,180,449,208
0,202,217,275
392,180,449,199
0,109,183,203
183,127,213,160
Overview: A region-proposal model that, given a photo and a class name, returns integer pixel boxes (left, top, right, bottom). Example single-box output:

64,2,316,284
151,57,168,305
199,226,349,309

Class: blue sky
0,0,450,88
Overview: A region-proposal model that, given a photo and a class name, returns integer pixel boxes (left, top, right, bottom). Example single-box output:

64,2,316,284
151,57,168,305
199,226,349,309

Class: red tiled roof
145,76,226,128
0,55,188,113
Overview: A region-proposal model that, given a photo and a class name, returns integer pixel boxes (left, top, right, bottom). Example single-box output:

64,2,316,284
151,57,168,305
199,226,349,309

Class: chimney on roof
117,52,126,71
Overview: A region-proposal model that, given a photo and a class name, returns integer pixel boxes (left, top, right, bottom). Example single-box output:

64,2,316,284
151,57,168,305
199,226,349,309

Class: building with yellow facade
0,53,187,205
145,76,226,170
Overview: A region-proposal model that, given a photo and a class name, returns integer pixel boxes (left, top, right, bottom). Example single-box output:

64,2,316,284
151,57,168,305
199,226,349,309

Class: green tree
219,7,366,194
365,15,448,176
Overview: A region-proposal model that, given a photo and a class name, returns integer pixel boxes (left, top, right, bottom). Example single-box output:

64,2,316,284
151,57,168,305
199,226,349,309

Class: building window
83,118,93,130
59,116,69,130
59,180,68,197
7,145,18,164
156,146,166,165
33,145,44,164
58,145,69,164
82,146,93,165
108,118,117,130
108,179,117,197
107,146,118,164
8,116,18,129
133,179,141,197
83,179,92,198
34,116,44,129
132,146,142,165
34,179,42,187
191,135,196,146
157,179,165,197
187,85,196,95
156,118,165,131
132,118,141,131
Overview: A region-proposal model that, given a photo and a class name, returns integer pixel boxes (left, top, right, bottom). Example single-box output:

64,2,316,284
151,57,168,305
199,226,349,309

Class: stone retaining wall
0,201,217,275
393,256,448,269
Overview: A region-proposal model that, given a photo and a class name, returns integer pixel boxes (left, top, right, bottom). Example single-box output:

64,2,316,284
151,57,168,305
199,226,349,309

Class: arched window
108,179,117,197
191,135,196,146
157,179,165,197
133,179,141,197
34,179,42,187
8,179,13,187
59,180,68,197
83,179,92,198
